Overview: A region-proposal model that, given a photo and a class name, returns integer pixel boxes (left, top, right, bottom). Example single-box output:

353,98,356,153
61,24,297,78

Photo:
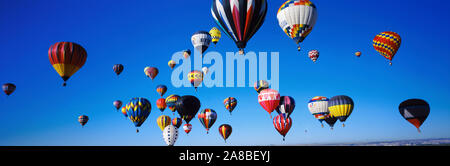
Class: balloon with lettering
125,97,152,133
211,0,268,55
275,96,296,118
218,124,232,143
157,115,172,131
172,117,183,128
144,67,159,80
273,113,292,141
373,31,401,65
113,100,123,111
113,64,124,76
48,42,87,86
223,97,237,115
209,27,221,46
307,96,329,127
162,125,178,146
277,0,318,51
156,98,167,113
183,123,192,134
2,83,16,96
156,85,167,97
258,89,281,118
191,31,212,54
176,95,201,124
198,109,217,134
78,115,89,128
399,99,430,133
328,95,354,127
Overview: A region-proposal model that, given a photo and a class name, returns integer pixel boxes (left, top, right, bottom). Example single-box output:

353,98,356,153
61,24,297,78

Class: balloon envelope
48,42,87,86
163,125,178,146
176,95,201,124
399,99,430,132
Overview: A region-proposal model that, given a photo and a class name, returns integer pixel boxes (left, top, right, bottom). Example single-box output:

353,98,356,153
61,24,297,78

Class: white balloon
202,67,209,75
163,125,178,146
307,96,329,115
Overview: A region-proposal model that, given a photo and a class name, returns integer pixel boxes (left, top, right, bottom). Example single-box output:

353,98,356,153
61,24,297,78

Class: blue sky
0,0,449,145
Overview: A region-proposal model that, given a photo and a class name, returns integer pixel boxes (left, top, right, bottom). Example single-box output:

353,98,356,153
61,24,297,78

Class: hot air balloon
188,70,203,92
202,67,209,75
308,50,319,63
168,60,177,69
273,113,292,141
373,31,401,65
121,106,128,118
223,97,237,115
163,125,178,146
183,124,192,134
275,96,296,118
307,96,329,127
113,100,123,111
144,67,159,80
157,115,172,131
258,89,280,118
209,27,221,46
277,0,318,52
156,85,167,97
324,114,337,130
328,95,354,127
218,124,232,143
156,98,167,113
355,51,362,58
176,95,201,124
183,49,191,59
399,99,430,133
254,80,269,94
78,115,89,128
166,94,180,115
2,83,16,96
172,117,183,128
198,109,217,134
211,0,268,55
113,64,124,76
48,42,87,86
125,97,152,133
191,31,212,54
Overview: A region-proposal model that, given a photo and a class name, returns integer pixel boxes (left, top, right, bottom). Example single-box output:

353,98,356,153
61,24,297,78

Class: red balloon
273,114,292,141
258,89,280,118
156,98,167,113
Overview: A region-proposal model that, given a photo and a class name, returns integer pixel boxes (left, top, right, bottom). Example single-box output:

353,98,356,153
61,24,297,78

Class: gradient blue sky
0,0,449,146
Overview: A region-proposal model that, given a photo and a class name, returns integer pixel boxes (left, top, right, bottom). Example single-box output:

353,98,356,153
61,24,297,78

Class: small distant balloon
78,115,89,128
144,67,159,80
113,64,124,76
2,83,16,96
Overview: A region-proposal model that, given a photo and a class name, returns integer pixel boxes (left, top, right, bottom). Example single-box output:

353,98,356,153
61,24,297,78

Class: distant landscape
293,138,450,146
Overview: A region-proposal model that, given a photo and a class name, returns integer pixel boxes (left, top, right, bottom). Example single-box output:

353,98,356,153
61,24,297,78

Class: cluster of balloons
0,0,416,147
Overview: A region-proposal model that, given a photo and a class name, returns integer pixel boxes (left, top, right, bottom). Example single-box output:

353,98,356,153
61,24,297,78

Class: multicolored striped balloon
373,31,401,65
218,124,232,143
156,85,167,97
223,97,237,115
198,109,217,134
144,67,159,80
328,95,354,127
254,80,269,94
168,60,176,69
188,70,203,91
165,94,180,114
48,42,87,86
273,114,292,141
172,117,183,128
113,100,123,110
308,50,319,63
183,124,192,134
275,96,296,118
156,98,167,113
157,115,171,131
